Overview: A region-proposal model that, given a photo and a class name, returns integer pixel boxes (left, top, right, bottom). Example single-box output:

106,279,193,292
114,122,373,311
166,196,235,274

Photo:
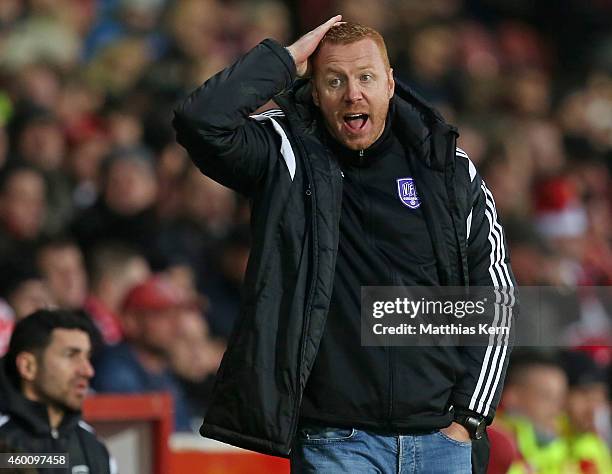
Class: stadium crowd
0,0,610,472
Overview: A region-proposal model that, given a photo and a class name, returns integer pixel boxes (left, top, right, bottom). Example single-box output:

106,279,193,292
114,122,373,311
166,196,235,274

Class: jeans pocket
436,430,472,447
298,425,357,443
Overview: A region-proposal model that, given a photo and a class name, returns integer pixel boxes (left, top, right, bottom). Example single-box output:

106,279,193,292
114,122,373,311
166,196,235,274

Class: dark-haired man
0,309,115,473
174,16,515,473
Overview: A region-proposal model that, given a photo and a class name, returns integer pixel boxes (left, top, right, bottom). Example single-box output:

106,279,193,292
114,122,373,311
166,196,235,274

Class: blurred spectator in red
84,242,151,345
533,176,588,286
0,299,15,357
486,423,524,474
36,238,88,310
559,350,612,472
92,274,195,431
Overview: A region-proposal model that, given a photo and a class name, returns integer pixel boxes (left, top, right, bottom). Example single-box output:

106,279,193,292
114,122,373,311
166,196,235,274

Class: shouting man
174,16,515,473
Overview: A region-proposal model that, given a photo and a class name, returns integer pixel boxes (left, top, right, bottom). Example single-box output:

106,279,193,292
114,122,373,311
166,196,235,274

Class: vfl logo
397,178,421,209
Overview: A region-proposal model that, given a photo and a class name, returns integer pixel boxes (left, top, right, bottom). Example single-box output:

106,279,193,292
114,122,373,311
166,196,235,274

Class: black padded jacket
173,38,516,460
0,376,114,474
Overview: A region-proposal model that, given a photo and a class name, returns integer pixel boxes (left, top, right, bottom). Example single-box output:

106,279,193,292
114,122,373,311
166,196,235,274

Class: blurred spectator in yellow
559,350,612,473
494,351,571,473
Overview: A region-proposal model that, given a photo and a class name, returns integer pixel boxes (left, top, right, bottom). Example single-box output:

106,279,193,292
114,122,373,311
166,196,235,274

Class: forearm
172,39,296,194
174,39,296,138
453,153,516,422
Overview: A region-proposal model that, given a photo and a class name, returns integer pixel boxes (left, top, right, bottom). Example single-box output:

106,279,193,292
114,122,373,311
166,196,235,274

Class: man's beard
33,380,79,413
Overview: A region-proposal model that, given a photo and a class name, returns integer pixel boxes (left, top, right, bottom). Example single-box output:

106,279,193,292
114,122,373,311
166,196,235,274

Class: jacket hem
299,411,454,434
200,423,291,458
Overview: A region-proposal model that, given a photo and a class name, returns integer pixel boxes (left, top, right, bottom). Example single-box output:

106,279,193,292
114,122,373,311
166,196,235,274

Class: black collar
2,376,81,437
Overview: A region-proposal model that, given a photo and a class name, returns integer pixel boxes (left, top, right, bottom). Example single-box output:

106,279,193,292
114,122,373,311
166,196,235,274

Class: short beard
32,380,75,413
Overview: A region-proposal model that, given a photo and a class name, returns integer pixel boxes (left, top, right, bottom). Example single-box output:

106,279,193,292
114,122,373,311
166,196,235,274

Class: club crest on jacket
397,177,421,209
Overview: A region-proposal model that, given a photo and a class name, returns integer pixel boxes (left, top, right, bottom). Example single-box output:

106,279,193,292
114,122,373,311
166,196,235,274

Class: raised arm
173,16,342,195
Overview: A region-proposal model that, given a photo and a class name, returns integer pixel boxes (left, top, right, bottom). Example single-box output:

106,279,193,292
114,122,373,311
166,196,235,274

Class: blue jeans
290,424,472,473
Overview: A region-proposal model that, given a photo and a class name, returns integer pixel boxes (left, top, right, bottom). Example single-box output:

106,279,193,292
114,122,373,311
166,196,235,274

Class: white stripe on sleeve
468,182,514,416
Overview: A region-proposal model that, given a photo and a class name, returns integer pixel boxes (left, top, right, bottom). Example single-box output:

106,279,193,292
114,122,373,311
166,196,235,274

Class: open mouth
343,113,369,131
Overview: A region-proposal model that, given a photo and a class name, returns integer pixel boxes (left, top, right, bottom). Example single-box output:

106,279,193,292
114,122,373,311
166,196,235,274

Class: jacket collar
2,375,81,437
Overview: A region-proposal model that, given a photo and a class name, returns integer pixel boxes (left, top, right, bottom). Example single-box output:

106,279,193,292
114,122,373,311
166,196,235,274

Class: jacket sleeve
451,147,516,423
172,39,297,195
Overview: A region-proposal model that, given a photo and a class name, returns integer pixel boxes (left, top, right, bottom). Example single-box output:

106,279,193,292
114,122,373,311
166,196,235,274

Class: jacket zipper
446,132,469,286
387,271,400,424
287,136,319,452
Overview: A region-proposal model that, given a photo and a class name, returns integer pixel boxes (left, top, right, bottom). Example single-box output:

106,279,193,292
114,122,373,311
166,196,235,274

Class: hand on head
286,15,343,77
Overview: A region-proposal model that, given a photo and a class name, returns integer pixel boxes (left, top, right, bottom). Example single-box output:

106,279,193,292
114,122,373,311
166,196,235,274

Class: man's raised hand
286,15,343,77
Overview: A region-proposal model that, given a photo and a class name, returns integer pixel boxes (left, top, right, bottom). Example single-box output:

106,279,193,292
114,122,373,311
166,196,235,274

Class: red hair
313,22,390,69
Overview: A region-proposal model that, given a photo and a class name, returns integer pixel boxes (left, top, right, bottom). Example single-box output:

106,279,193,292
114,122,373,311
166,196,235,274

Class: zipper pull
305,184,312,196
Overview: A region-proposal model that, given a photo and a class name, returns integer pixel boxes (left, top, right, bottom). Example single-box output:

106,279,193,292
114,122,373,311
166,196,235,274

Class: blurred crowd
0,0,610,470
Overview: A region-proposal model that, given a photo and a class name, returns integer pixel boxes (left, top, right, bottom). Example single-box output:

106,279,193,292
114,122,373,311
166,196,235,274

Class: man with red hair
174,16,515,473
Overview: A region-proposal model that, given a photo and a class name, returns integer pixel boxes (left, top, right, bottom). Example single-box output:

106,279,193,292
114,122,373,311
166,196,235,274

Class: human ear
16,352,38,382
388,68,395,99
311,81,320,107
